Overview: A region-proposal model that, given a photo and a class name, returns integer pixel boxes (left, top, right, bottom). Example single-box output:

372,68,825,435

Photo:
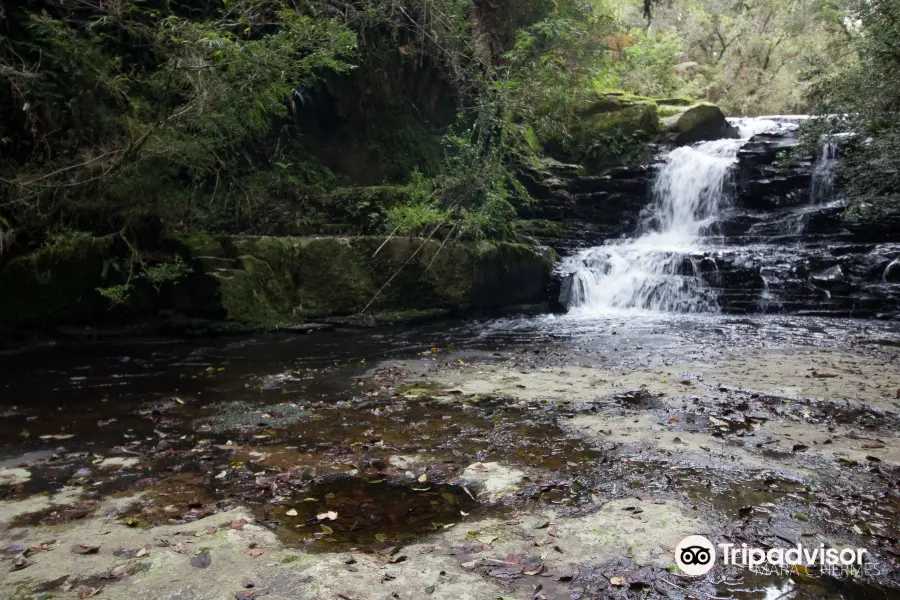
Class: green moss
657,106,684,118
210,238,299,326
515,219,567,239
280,555,302,565
581,92,656,115
7,577,40,600
571,102,660,168
657,97,696,107
293,237,376,316
169,232,224,258
1,232,555,331
520,125,542,153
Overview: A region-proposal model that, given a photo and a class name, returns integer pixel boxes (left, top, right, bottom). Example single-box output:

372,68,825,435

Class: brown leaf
230,519,247,530
110,564,133,577
35,575,69,592
76,586,101,598
248,548,265,557
71,544,100,555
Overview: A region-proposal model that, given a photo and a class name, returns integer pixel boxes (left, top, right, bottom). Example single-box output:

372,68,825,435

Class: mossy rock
580,92,656,116
572,103,660,168
661,103,736,144
0,233,557,331
179,235,556,325
515,219,568,239
168,233,225,258
657,97,696,107
541,91,662,168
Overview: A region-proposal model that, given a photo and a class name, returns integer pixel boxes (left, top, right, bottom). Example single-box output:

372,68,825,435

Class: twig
424,223,457,272
359,214,450,314
372,225,400,258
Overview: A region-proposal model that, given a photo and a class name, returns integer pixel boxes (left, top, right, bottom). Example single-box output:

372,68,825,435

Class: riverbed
2,314,899,599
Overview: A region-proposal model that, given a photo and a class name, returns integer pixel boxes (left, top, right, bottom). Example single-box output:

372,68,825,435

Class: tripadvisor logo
674,535,871,576
675,535,716,575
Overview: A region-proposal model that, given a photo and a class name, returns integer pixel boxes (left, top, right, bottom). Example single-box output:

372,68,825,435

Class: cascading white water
810,140,838,204
559,118,785,314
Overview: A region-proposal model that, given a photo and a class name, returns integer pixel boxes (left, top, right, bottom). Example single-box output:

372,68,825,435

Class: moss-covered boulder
183,236,556,326
0,233,555,332
542,92,734,167
546,92,661,168
660,102,738,144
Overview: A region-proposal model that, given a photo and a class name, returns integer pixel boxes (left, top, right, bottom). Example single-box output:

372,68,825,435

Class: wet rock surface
1,316,899,598
546,117,900,318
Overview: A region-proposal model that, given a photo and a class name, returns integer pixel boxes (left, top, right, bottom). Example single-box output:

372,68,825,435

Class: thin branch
360,214,452,314
424,223,457,271
372,224,401,258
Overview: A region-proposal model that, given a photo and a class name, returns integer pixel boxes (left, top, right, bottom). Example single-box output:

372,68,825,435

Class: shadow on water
258,476,482,552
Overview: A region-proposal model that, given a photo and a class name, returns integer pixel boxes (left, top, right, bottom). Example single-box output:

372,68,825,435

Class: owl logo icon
674,535,716,575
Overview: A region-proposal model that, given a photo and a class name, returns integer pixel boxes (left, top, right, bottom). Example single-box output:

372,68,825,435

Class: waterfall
810,140,838,204
559,118,784,314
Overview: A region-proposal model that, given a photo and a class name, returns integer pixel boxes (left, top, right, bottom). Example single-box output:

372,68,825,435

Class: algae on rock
180,235,557,327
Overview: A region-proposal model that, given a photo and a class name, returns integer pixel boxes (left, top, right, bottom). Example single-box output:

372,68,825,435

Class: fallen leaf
235,590,268,600
609,576,626,587
110,564,133,577
285,508,298,517
71,544,100,555
316,511,338,521
76,587,101,598
248,548,264,557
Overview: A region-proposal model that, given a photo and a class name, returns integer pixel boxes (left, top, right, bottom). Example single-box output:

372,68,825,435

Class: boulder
661,103,738,144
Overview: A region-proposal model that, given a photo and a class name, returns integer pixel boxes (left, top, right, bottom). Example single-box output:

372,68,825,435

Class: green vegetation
803,0,900,198
634,0,851,115
0,0,890,319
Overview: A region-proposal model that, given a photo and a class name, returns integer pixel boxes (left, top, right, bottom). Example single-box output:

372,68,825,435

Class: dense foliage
805,0,900,196
621,0,852,114
0,0,882,262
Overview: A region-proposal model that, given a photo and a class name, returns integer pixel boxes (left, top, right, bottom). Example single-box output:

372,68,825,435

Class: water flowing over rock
556,117,900,318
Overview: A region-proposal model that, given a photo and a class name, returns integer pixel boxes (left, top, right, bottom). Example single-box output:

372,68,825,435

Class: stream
2,118,900,600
